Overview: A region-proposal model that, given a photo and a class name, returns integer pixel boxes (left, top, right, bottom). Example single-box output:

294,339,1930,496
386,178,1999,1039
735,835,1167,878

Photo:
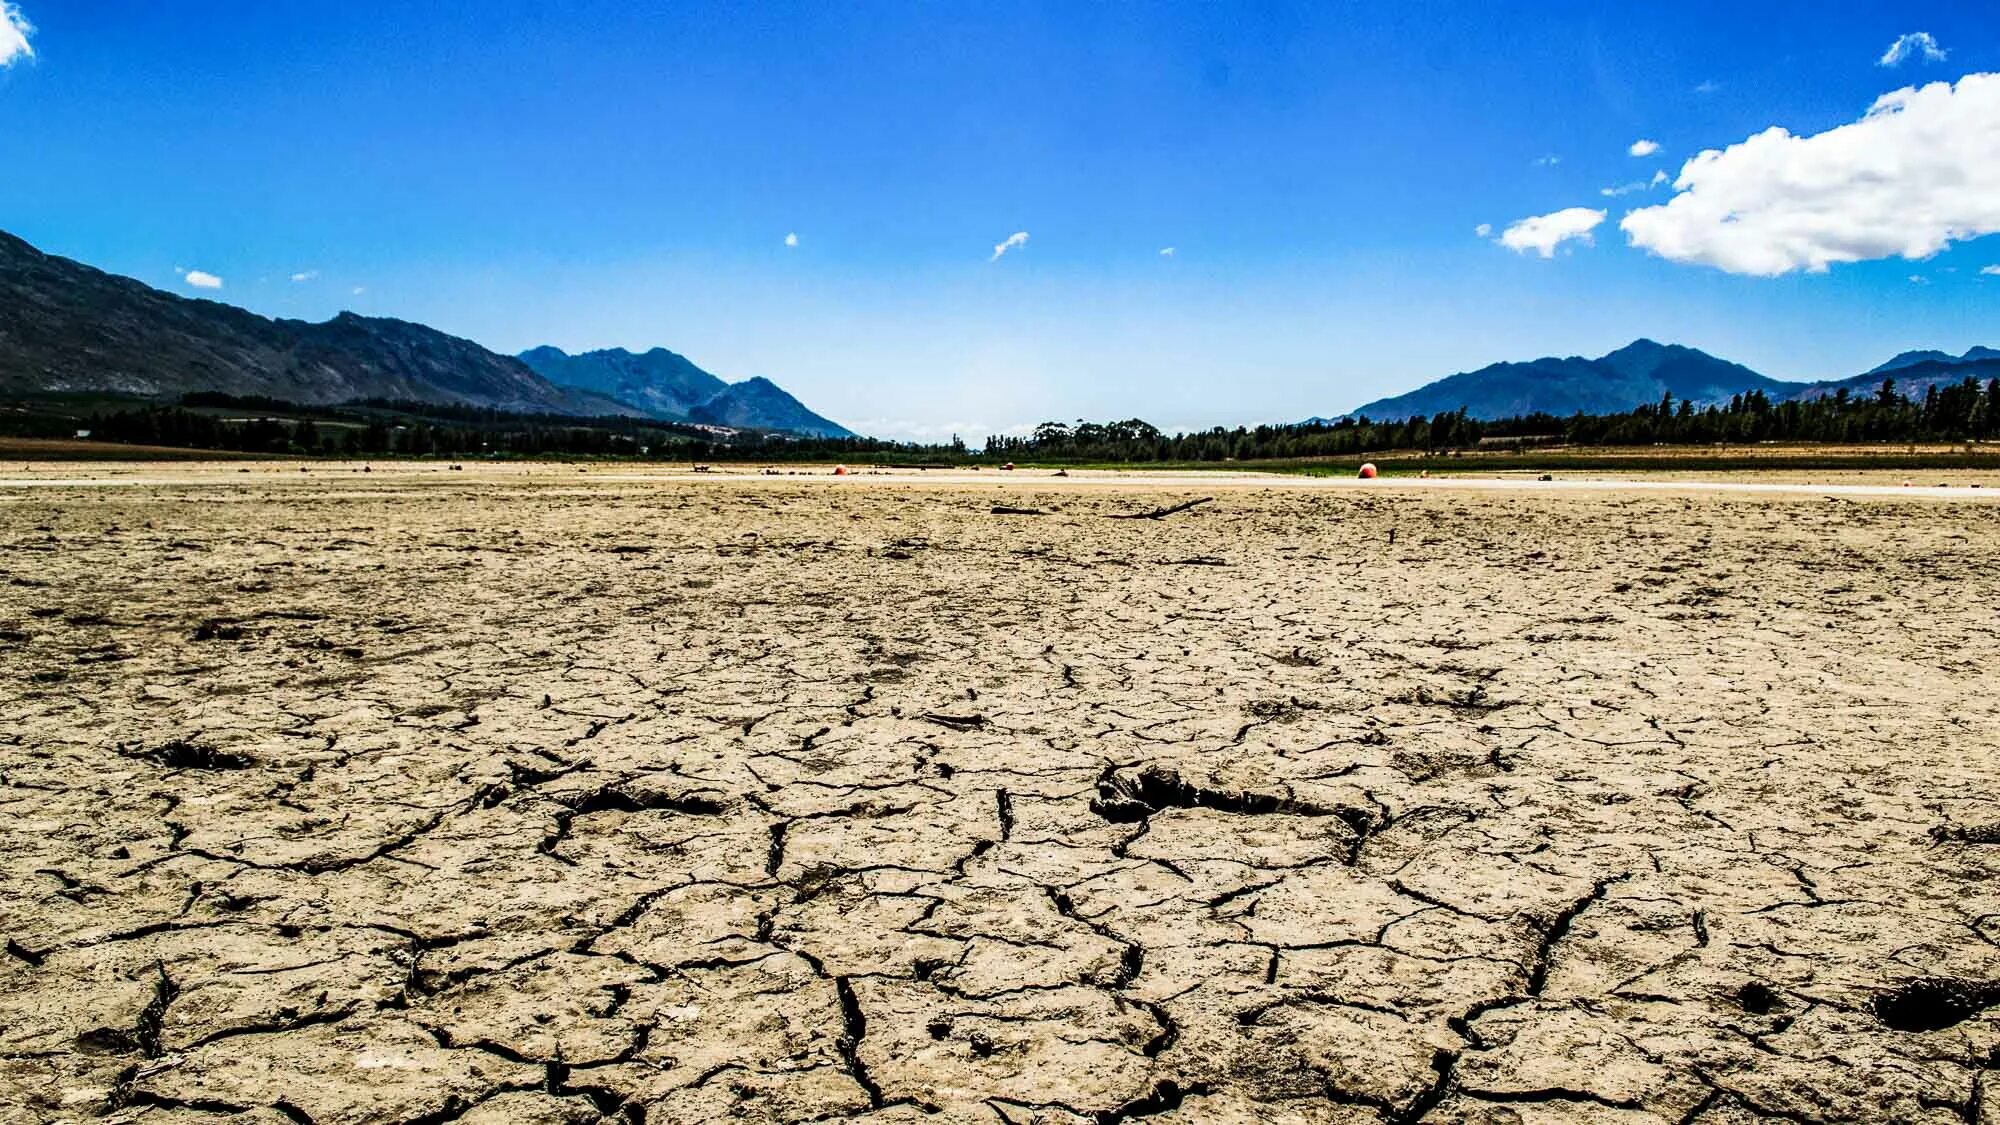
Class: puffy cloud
1629,139,1661,157
1532,154,1561,167
0,3,31,68
1621,74,2000,276
1473,223,1493,238
1879,32,1946,68
783,232,799,247
1498,207,1606,258
989,231,1028,261
183,270,223,290
1158,246,1175,257
1908,274,1930,284
1982,265,2000,276
289,270,318,282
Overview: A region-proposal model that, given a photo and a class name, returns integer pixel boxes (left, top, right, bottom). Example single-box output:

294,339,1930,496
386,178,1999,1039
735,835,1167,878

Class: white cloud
1473,223,1493,238
1600,171,1669,197
1622,74,2000,276
183,270,223,290
1158,246,1175,257
784,232,799,248
351,286,366,296
1880,32,1946,68
989,231,1029,261
289,270,318,282
1982,265,2000,276
1909,274,1930,284
1629,139,1661,157
1498,207,1606,258
1695,80,1722,95
1532,154,1561,167
0,3,32,68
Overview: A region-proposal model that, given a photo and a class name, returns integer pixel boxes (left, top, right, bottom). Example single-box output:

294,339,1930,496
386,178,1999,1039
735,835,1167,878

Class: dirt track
4,467,1999,1124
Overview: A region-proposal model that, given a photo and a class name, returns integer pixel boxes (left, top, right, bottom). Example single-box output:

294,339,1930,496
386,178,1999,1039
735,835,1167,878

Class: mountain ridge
516,346,854,438
0,230,612,415
516,345,728,420
1327,339,2000,422
0,229,853,437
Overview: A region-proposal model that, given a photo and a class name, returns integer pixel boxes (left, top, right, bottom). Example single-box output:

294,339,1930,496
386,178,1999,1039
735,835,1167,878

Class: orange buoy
1358,463,1378,479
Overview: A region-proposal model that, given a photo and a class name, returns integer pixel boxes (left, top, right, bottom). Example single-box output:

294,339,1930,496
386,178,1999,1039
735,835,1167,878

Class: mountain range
1327,339,2000,423
0,230,853,437
517,347,852,437
6,228,1990,440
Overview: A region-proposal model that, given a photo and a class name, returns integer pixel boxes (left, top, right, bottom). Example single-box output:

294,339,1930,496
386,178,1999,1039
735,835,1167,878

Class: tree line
984,376,2000,462
23,374,2000,461
62,395,950,461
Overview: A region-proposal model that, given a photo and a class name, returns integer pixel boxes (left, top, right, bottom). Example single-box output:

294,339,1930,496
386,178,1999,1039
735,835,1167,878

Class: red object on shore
1358,463,1378,479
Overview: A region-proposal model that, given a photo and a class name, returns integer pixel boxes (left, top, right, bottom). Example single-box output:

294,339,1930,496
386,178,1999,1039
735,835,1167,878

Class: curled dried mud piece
5,938,47,966
1873,977,2000,1032
119,739,253,771
922,712,988,731
1930,823,2000,845
1093,1079,1212,1124
1736,981,1780,1015
562,785,731,817
1089,764,1369,831
190,618,244,641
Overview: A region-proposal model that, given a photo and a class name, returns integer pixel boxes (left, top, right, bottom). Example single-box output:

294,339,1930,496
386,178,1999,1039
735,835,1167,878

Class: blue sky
3,2,1997,439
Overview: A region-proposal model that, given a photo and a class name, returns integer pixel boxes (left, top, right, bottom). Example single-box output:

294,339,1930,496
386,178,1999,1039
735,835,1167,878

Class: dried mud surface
4,471,2000,1124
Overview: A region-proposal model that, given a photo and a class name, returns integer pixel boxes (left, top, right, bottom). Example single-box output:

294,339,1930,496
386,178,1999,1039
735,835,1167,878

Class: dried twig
1106,497,1213,520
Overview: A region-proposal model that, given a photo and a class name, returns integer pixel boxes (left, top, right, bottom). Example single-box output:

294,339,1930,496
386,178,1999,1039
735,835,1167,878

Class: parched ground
4,468,2000,1124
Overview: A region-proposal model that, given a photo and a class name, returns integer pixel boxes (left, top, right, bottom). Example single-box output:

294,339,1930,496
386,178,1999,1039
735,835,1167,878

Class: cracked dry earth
4,472,2000,1125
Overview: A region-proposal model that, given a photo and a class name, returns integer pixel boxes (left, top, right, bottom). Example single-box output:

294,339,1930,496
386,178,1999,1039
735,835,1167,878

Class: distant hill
517,346,727,419
1866,346,2000,376
1325,338,2000,423
1794,355,2000,402
0,229,624,415
1334,340,1795,421
519,346,854,438
688,376,853,437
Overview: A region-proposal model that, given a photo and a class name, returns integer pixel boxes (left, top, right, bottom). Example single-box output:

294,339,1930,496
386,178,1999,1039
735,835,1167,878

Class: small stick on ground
1107,497,1213,520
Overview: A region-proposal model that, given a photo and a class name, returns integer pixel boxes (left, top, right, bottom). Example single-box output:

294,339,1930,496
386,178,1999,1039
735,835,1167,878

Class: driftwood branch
1106,497,1213,521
